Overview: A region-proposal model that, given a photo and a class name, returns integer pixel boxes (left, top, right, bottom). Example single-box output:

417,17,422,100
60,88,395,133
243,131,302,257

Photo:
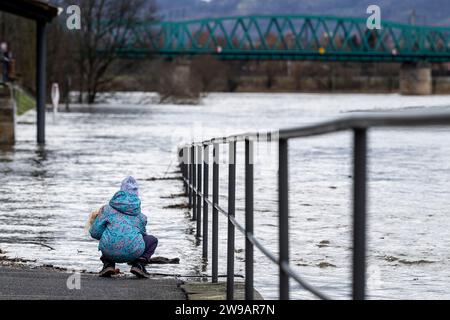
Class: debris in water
149,257,180,264
295,259,309,267
0,256,36,264
384,255,399,262
160,193,186,199
296,263,309,267
49,266,68,272
145,177,182,181
317,240,330,248
398,259,434,265
317,262,336,268
22,242,55,250
130,257,180,265
163,203,190,209
383,255,434,265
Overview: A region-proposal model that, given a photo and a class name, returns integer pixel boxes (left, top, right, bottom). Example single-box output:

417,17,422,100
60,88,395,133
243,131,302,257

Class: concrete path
182,282,264,300
0,266,186,300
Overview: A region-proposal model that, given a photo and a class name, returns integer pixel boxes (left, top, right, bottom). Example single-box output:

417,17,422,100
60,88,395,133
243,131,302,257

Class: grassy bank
14,86,35,115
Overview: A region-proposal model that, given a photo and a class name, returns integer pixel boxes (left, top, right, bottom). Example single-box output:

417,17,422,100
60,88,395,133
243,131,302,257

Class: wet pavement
0,265,185,300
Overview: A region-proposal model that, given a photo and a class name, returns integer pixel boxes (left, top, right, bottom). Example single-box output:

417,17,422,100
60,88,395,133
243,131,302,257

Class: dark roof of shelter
0,0,58,23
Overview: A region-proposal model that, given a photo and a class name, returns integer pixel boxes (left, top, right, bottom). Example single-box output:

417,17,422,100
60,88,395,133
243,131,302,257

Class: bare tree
72,0,156,103
191,55,230,92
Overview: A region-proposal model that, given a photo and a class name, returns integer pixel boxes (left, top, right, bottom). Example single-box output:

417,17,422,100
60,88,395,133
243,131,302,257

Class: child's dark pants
141,234,158,262
101,235,158,264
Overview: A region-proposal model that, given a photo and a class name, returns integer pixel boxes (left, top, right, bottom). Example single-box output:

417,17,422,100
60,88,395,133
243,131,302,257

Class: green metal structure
117,15,450,62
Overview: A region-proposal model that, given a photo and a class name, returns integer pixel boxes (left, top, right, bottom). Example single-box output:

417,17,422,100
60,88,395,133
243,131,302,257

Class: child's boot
99,258,116,278
130,258,150,278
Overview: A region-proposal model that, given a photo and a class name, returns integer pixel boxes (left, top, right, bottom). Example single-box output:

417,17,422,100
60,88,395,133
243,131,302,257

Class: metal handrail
183,176,331,298
178,109,450,300
181,110,450,148
183,175,330,298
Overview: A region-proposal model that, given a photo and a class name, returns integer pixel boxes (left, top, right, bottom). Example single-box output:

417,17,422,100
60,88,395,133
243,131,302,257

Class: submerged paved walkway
0,266,186,300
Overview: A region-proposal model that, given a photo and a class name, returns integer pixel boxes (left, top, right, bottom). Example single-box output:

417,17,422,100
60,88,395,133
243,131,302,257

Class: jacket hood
120,176,139,196
109,190,141,216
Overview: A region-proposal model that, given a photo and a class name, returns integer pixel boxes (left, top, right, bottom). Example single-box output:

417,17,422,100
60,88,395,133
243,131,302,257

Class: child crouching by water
88,176,158,278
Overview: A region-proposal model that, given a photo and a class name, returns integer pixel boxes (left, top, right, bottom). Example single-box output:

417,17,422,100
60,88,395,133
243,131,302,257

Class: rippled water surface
1,92,450,299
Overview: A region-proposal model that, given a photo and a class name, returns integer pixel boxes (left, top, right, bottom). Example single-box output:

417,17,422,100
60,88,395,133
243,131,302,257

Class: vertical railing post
36,21,47,144
245,138,254,300
227,139,236,300
189,146,193,209
185,147,189,195
196,145,202,238
192,145,197,220
184,147,189,195
212,142,220,283
278,138,290,300
203,144,209,260
181,147,185,193
352,128,367,300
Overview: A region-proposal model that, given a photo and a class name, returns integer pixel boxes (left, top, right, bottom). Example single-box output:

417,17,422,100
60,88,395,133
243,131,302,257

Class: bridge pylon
399,62,432,95
158,58,201,103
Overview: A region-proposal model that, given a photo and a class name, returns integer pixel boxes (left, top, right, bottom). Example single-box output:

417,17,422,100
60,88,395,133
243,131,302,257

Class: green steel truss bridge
115,15,450,62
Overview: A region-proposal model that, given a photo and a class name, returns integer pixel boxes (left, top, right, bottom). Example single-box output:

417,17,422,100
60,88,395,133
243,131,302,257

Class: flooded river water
1,92,450,299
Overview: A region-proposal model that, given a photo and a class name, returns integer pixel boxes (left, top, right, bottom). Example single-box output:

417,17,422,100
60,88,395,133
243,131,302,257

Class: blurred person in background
0,41,10,83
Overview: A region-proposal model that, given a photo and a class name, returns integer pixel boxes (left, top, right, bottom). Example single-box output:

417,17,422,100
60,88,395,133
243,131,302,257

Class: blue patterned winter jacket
90,191,147,263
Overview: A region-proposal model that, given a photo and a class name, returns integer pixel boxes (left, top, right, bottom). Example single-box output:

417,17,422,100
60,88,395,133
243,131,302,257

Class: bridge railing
178,110,450,300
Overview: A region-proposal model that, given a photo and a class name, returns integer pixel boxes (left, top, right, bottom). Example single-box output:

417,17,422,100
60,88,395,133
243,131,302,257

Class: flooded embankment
1,92,450,299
